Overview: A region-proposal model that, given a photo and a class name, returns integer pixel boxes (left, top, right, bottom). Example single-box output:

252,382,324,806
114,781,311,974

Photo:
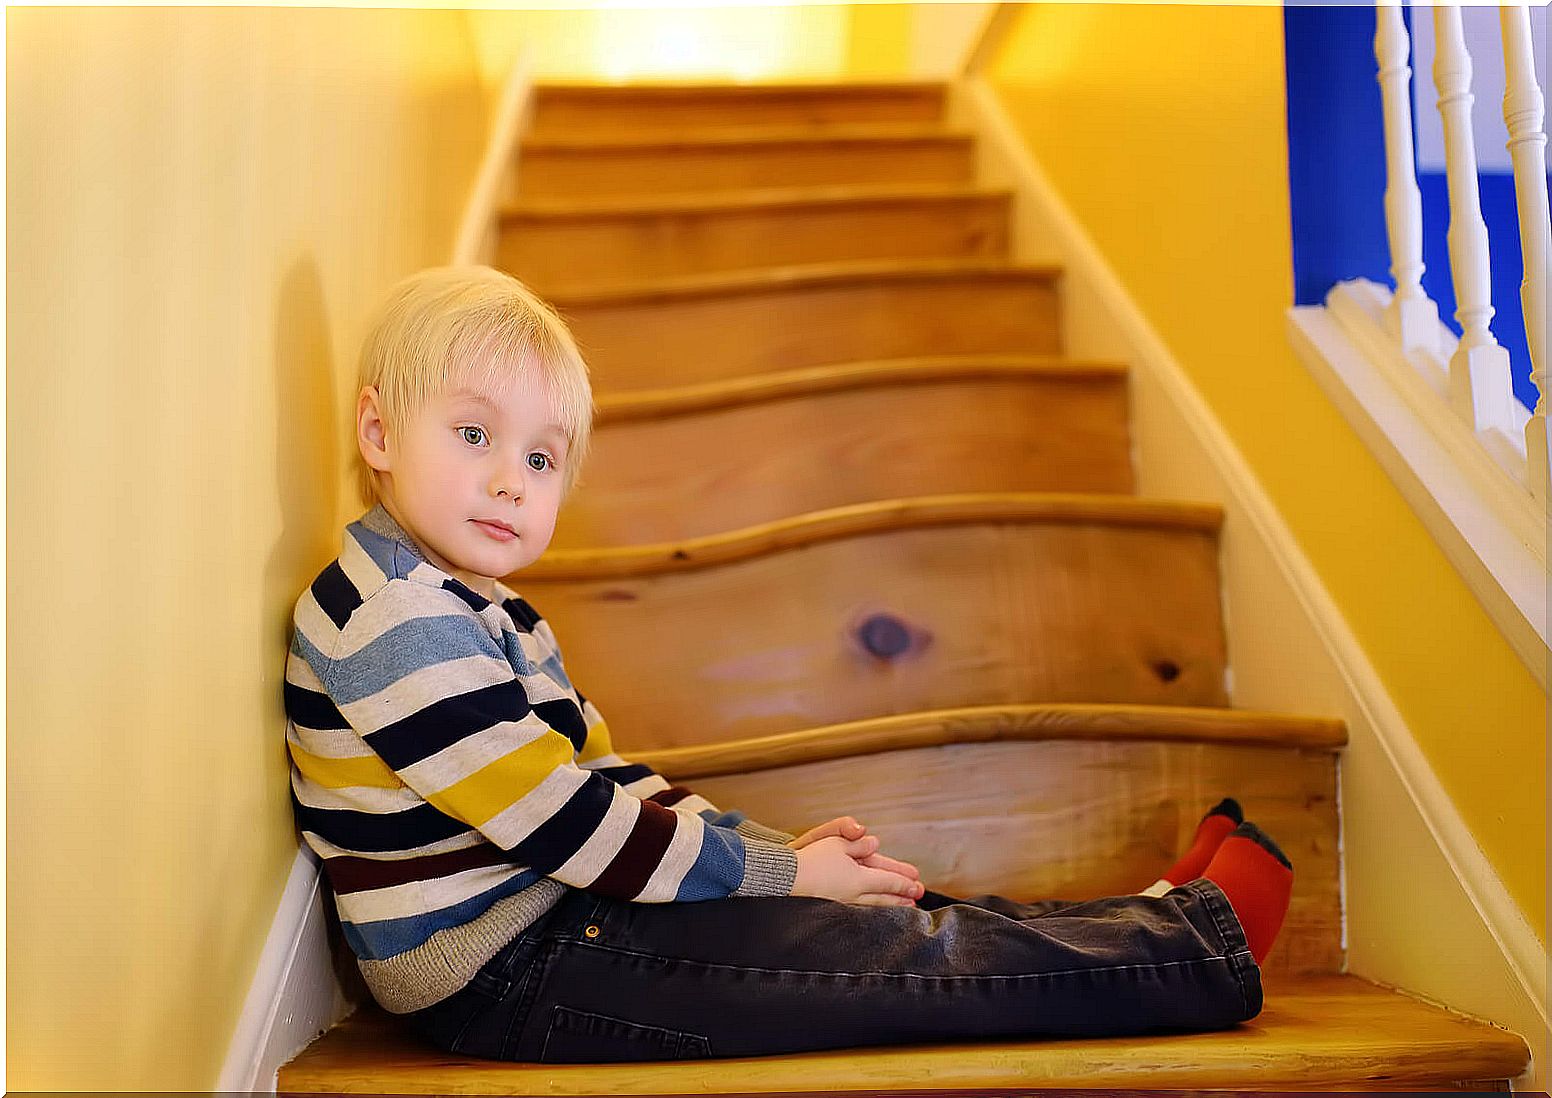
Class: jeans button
584,924,601,939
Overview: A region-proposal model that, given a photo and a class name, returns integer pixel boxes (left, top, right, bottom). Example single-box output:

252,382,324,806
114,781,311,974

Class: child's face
360,366,570,598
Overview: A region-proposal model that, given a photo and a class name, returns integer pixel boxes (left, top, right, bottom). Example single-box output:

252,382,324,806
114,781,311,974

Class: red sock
1201,821,1294,965
1162,797,1243,886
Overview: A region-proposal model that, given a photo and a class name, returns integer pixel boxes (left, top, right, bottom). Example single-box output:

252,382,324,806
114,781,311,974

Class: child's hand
789,816,925,888
790,834,925,907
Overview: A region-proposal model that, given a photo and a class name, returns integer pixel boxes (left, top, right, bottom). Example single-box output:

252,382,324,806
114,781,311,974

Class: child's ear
357,386,392,474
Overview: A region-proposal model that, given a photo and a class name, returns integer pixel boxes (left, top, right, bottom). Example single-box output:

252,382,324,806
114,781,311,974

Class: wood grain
515,125,974,200
549,260,1061,390
498,185,1011,293
682,737,1341,978
526,80,948,138
514,502,1228,744
276,975,1528,1093
554,364,1132,547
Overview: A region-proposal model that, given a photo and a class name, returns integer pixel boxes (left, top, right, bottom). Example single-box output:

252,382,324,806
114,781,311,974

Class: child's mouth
473,520,517,542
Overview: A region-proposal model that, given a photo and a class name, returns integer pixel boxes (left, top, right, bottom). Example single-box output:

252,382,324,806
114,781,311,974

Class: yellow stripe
576,716,615,765
433,730,577,827
289,740,402,790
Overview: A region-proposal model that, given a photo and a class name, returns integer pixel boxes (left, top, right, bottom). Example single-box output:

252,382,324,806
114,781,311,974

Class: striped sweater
284,503,800,1014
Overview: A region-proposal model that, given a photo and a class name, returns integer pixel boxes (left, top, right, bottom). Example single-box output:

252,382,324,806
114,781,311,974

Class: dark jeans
399,878,1262,1063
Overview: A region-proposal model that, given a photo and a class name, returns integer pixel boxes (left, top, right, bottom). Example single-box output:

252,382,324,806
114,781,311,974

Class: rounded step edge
518,492,1225,580
633,702,1349,781
545,256,1062,309
520,121,972,151
501,183,1016,220
594,355,1129,424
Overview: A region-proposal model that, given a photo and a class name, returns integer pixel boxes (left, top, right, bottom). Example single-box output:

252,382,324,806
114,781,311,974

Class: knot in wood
856,612,912,660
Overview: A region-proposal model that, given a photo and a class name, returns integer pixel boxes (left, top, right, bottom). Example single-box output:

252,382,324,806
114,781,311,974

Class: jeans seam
571,938,1241,983
1187,879,1258,1017
498,938,553,1060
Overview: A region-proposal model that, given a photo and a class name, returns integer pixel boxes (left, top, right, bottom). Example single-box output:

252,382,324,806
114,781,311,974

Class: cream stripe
479,764,592,849
338,862,530,924
550,784,639,886
338,531,390,597
637,812,704,901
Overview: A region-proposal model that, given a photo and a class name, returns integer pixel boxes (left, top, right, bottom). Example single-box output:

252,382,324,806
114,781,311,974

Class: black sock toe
1231,820,1292,870
1203,797,1244,825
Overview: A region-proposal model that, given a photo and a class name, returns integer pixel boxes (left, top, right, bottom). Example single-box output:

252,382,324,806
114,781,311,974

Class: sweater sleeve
529,606,800,847
318,580,797,901
571,691,799,845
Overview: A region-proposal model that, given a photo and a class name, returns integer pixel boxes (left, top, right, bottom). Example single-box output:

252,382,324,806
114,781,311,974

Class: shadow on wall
264,257,341,756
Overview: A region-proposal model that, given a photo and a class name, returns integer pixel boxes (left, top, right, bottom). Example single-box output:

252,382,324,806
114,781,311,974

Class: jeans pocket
538,1004,713,1063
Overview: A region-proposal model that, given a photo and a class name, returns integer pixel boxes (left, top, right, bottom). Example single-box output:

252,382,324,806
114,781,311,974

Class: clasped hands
786,816,927,908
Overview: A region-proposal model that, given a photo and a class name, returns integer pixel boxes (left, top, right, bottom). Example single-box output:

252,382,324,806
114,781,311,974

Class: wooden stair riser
684,738,1341,979
527,83,948,138
516,520,1227,745
556,372,1133,548
499,191,1012,292
514,135,974,199
558,272,1061,390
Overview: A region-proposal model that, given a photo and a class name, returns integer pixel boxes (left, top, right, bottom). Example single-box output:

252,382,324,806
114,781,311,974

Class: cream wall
6,7,485,1088
465,5,850,99
983,4,1547,940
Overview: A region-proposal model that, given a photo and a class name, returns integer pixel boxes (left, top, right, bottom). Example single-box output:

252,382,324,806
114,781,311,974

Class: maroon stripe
648,786,692,807
326,844,510,895
590,801,678,898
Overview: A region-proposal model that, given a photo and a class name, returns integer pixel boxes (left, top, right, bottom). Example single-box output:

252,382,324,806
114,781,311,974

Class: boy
284,265,1295,1063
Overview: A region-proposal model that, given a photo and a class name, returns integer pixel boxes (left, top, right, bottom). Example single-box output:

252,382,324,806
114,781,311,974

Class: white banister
1375,3,1441,356
1432,6,1517,438
1499,3,1550,507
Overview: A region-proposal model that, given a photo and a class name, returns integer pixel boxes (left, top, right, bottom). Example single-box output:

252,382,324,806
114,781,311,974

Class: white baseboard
950,72,1548,1090
216,847,352,1094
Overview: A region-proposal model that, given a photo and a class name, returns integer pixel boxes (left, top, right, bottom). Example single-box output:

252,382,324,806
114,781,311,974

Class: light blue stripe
674,825,745,901
341,868,546,960
327,613,500,705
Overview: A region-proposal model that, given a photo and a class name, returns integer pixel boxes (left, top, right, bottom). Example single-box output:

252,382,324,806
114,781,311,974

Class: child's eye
529,452,553,472
458,426,487,446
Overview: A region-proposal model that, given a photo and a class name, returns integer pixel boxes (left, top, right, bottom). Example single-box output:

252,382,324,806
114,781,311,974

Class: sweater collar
359,502,429,565
357,502,513,604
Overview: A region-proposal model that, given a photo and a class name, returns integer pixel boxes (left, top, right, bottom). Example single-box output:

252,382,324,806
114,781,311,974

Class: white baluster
1433,6,1517,436
1376,2,1441,356
1500,4,1550,506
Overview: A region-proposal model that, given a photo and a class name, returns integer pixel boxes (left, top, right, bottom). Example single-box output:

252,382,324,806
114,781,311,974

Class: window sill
1287,278,1547,692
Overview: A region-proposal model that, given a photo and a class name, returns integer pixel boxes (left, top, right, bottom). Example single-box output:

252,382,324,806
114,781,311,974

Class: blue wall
1284,2,1542,413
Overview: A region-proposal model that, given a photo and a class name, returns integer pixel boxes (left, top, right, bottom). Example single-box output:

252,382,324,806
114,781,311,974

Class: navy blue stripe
507,773,614,871
502,596,543,631
442,577,490,612
294,799,471,853
533,697,587,752
367,680,532,770
311,561,362,631
284,680,349,730
594,762,655,786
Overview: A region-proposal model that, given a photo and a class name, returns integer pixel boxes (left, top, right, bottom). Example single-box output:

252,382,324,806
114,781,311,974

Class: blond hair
354,265,594,506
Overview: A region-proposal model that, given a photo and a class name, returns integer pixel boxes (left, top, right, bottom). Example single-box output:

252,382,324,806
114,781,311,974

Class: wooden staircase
278,79,1532,1094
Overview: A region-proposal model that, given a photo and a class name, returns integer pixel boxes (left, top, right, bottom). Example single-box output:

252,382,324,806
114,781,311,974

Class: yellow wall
6,7,485,1088
985,4,1546,938
847,3,913,76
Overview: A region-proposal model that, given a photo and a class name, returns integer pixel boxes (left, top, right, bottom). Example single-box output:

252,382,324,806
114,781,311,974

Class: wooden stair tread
546,257,1059,308
521,121,969,151
502,183,1013,219
276,974,1529,1092
594,355,1128,423
524,492,1224,579
634,702,1347,780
